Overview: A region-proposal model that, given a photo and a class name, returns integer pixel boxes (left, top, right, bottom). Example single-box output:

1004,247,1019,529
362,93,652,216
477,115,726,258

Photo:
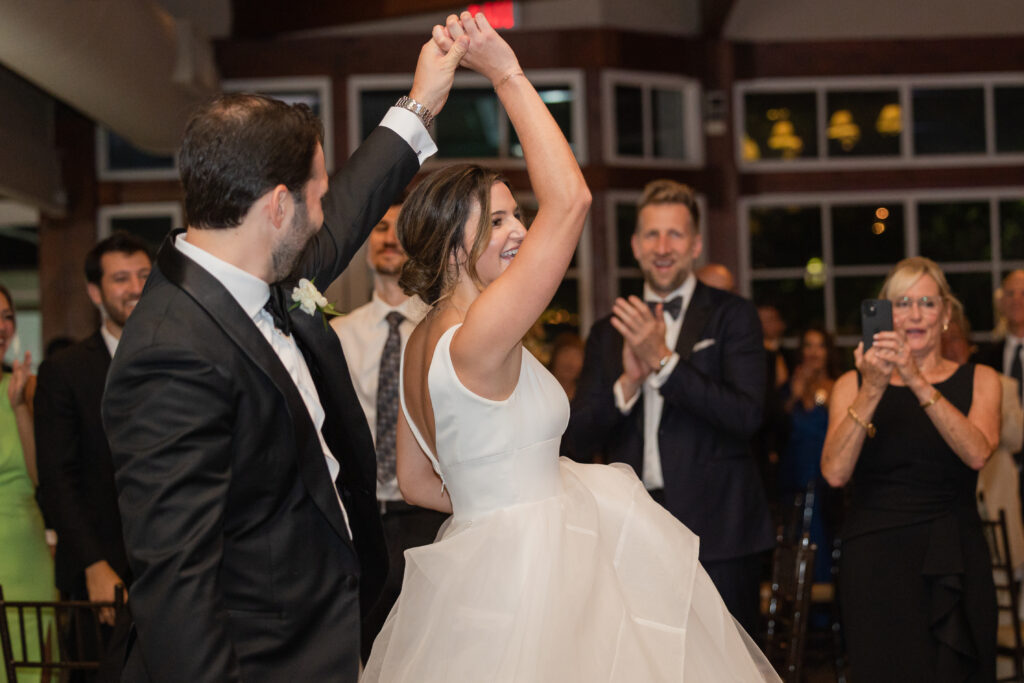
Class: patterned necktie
647,296,683,320
1012,342,1023,404
263,285,292,336
375,311,405,484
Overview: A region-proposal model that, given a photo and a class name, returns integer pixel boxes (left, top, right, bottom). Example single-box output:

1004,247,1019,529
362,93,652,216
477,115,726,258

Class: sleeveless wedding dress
362,324,780,682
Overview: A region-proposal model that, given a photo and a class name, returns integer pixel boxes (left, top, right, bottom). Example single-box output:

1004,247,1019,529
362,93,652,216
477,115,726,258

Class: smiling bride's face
461,182,525,288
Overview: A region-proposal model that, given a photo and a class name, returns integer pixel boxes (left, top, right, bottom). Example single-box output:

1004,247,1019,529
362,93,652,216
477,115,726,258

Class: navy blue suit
563,281,774,632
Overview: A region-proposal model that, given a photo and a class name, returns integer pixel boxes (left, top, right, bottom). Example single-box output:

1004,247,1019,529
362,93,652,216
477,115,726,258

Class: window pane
652,88,685,159
359,89,405,142
834,275,888,336
615,85,643,156
825,90,901,158
1000,199,1024,260
618,277,644,299
106,130,176,172
743,92,817,161
0,226,38,268
749,206,822,268
945,271,994,332
511,86,575,158
616,202,638,268
435,89,500,158
549,279,579,321
751,279,825,333
995,86,1024,153
917,201,991,262
110,216,174,252
831,204,905,265
912,87,985,155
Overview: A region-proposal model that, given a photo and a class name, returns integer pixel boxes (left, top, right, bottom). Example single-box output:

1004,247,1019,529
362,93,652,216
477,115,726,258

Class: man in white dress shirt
977,269,1024,524
331,204,443,660
564,179,773,637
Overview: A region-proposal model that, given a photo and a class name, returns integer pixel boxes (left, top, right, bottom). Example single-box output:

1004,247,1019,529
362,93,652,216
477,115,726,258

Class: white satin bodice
401,324,569,522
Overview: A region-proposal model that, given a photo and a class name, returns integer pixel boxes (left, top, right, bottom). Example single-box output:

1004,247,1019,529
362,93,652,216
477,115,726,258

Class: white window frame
95,127,178,182
97,202,183,241
601,70,704,168
735,73,1024,172
348,70,587,167
223,76,335,172
739,187,1024,346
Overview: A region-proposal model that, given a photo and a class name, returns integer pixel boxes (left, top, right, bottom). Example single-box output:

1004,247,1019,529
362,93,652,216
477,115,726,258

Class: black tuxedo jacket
102,126,417,683
35,331,131,596
562,281,774,562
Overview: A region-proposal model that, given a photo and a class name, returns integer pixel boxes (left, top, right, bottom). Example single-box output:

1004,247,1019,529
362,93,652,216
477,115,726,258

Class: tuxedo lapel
289,310,376,497
675,282,712,361
156,232,353,544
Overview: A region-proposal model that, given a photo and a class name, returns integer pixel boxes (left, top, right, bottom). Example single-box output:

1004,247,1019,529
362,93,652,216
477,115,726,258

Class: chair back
981,509,1024,682
0,584,125,680
765,534,816,682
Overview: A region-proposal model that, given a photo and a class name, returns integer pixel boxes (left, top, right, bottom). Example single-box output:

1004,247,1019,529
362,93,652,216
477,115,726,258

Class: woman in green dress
0,283,56,682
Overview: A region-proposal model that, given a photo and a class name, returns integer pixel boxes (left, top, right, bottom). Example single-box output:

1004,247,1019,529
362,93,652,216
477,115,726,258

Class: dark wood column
37,105,100,345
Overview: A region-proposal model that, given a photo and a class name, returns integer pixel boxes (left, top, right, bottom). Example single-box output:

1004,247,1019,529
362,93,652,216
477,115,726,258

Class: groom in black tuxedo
102,39,465,682
563,180,773,637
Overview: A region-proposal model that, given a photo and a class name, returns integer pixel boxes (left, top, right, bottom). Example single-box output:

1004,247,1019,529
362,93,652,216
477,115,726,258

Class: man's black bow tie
647,296,683,320
264,285,292,336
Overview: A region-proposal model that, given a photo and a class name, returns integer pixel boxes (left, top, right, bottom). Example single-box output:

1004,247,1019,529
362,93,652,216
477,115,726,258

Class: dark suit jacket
35,331,131,596
102,126,417,683
562,281,774,562
976,339,1007,374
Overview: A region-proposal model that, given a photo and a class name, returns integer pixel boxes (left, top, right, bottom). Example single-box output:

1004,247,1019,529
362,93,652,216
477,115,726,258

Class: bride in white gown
362,12,780,682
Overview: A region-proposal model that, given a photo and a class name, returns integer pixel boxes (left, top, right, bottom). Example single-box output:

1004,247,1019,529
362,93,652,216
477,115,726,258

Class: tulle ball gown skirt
363,459,779,682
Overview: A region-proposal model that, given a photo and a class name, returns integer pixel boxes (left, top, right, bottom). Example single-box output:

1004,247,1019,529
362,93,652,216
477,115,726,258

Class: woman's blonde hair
397,164,510,304
879,256,962,321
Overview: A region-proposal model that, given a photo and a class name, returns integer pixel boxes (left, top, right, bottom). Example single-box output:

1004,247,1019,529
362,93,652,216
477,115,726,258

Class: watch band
395,96,434,128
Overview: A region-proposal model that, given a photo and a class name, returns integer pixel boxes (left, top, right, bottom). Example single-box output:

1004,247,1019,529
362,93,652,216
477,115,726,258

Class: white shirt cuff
649,352,679,388
614,378,641,414
380,107,437,165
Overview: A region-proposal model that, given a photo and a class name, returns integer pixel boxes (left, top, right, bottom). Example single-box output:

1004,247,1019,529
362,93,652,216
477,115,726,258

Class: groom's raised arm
300,36,468,286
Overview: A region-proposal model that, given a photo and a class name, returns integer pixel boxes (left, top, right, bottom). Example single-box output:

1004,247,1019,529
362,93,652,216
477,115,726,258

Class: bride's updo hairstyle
398,163,510,304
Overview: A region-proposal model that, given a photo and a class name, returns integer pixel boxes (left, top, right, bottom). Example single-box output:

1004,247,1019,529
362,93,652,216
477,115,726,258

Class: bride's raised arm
437,13,591,381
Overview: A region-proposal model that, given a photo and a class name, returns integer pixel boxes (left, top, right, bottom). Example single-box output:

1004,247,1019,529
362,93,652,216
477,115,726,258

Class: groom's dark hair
179,93,324,230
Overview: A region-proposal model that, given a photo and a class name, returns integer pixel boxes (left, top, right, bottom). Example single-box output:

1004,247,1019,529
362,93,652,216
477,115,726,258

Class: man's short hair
636,179,700,231
178,93,324,230
84,232,153,285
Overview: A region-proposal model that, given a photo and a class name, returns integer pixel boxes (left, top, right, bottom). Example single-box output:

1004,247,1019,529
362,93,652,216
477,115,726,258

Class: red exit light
467,1,515,29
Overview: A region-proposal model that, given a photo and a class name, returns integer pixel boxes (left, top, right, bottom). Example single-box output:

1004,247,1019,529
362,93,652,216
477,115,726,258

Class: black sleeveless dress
841,364,996,682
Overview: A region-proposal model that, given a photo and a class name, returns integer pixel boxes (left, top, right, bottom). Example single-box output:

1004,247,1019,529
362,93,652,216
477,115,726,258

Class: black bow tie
264,285,292,336
647,296,683,320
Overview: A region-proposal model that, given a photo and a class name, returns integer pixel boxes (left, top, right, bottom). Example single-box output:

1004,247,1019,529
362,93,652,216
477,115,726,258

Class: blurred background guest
777,326,841,583
0,283,56,683
976,269,1024,528
696,262,735,292
822,257,999,681
950,306,1024,584
547,331,584,399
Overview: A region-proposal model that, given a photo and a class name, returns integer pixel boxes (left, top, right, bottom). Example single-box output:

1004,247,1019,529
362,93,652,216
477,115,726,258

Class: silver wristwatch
395,96,434,128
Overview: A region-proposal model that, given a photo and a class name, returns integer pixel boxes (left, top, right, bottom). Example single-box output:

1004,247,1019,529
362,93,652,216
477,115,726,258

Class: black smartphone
861,299,893,351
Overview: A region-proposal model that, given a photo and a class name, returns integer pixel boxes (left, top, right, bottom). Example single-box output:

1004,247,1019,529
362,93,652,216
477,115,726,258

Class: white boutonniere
290,278,342,328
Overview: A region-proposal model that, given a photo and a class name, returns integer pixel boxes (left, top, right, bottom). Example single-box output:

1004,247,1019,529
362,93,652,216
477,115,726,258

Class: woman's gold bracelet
920,389,943,409
847,406,876,438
